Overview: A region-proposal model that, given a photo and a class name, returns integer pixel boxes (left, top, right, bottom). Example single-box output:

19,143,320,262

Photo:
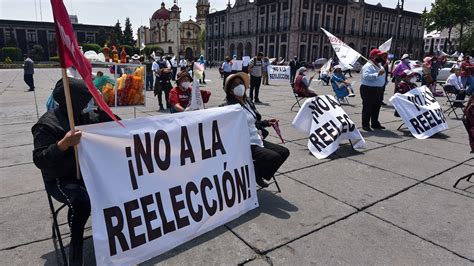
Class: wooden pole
61,68,81,180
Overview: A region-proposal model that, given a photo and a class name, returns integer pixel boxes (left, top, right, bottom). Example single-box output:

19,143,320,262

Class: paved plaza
0,68,473,265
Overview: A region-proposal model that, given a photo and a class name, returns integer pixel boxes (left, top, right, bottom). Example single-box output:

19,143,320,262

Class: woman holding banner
224,72,289,187
32,78,119,265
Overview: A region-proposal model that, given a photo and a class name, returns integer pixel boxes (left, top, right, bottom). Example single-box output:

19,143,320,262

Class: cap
401,54,410,60
369,48,383,57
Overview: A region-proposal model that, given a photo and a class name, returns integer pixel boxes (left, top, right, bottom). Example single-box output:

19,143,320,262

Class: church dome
152,2,170,20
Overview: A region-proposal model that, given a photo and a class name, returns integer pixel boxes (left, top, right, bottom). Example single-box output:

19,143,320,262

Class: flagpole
61,68,81,180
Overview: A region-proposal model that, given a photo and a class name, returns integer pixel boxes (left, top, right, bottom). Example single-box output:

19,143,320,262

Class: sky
0,0,432,33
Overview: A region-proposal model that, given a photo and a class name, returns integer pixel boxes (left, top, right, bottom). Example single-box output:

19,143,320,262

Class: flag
378,38,392,52
321,28,361,69
50,0,122,126
139,29,145,51
320,58,333,72
187,78,203,111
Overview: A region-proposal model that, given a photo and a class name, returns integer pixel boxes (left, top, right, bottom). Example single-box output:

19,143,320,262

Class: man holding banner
360,49,387,131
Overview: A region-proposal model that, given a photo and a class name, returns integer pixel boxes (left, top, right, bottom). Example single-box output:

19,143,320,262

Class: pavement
0,68,473,265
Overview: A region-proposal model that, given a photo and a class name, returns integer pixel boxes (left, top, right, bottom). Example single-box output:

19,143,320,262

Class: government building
138,0,210,59
206,0,424,62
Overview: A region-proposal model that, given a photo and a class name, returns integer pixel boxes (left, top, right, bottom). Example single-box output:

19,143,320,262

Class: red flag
50,0,123,127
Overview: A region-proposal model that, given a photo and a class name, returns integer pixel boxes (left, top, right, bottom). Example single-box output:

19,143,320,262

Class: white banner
321,28,362,70
292,95,366,159
267,65,290,80
389,86,448,139
378,38,392,52
77,105,259,265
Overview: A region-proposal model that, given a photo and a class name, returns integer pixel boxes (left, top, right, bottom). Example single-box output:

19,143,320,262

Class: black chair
441,84,466,119
257,176,282,193
45,191,68,265
290,84,307,111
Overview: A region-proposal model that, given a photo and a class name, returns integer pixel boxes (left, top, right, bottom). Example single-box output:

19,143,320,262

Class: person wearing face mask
248,52,264,103
445,67,467,105
169,70,211,112
331,65,356,102
294,66,318,97
221,56,233,87
360,48,387,131
422,56,443,96
224,72,289,187
391,54,412,92
32,78,120,265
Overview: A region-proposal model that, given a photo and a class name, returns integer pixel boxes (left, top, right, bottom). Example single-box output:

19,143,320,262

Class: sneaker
372,125,386,129
381,102,387,106
254,99,262,104
348,93,356,97
362,126,373,132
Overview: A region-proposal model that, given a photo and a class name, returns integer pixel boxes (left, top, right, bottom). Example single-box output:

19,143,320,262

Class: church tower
196,0,210,27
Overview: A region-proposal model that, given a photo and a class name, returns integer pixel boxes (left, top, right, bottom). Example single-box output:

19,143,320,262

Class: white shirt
179,59,187,67
445,73,464,91
243,103,264,147
152,61,160,76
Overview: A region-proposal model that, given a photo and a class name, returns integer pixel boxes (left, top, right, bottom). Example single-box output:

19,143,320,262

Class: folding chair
257,176,282,193
45,191,68,265
290,84,307,111
441,84,466,119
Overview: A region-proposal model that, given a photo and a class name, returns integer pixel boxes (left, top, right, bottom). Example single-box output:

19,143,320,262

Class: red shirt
460,61,474,77
169,87,191,109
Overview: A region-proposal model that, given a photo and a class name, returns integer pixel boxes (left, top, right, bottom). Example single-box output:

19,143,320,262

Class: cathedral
138,0,210,59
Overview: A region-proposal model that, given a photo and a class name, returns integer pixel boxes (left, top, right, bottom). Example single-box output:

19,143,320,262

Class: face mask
403,59,410,64
181,81,191,89
410,77,417,83
232,84,245,97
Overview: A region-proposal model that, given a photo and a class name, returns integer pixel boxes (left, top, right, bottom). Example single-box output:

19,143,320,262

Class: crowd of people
29,47,474,265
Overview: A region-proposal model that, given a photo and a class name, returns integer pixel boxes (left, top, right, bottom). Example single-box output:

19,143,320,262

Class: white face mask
409,77,417,83
232,84,245,97
181,81,191,89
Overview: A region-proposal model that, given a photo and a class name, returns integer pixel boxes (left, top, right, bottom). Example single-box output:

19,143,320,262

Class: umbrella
314,58,328,65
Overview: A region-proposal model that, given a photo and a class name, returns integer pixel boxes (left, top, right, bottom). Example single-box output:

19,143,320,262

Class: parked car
411,61,457,83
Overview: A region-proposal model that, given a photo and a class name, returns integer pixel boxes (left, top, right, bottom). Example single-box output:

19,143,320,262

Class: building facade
0,19,113,60
206,0,424,62
138,0,209,58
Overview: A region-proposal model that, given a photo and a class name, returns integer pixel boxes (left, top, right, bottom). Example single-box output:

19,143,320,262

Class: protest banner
267,65,291,81
77,105,259,265
389,86,448,139
292,95,366,159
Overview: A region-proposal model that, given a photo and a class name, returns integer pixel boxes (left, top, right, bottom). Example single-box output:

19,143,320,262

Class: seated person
32,78,119,265
319,69,330,85
224,72,289,187
394,70,418,117
445,66,467,105
169,70,211,112
294,67,318,97
331,65,356,101
395,69,418,94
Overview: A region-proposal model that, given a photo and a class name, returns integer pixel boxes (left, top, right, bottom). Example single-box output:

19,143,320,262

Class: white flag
379,38,392,52
187,78,203,111
320,58,333,72
321,28,361,69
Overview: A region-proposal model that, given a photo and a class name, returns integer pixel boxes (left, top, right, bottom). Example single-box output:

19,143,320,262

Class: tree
123,17,135,46
198,29,206,54
96,28,108,47
422,0,474,52
32,45,44,62
112,20,124,45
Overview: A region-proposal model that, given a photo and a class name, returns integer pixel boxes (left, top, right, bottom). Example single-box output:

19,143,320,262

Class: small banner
378,37,393,53
77,105,259,265
292,95,366,159
389,86,449,139
267,65,291,81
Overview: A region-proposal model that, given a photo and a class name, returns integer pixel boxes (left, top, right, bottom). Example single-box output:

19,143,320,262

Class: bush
81,43,101,53
32,45,44,62
4,57,12,64
0,47,22,61
49,56,60,62
143,45,164,57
